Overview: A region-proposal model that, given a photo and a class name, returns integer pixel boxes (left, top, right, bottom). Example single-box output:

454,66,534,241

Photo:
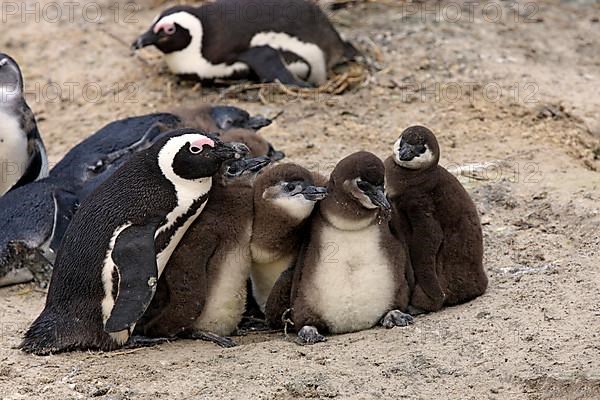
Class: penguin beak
300,185,328,201
207,139,250,161
246,115,272,131
212,140,249,161
266,143,285,162
362,184,392,214
398,142,418,161
224,156,271,178
132,30,159,50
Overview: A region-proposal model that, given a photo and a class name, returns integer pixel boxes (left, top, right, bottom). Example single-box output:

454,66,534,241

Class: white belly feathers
0,109,28,195
250,244,295,312
306,223,396,334
194,224,252,336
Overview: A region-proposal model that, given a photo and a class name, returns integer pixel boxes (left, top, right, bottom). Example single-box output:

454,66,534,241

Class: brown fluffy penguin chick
173,105,271,133
267,152,413,344
249,164,328,314
220,129,285,162
385,125,487,313
136,136,276,347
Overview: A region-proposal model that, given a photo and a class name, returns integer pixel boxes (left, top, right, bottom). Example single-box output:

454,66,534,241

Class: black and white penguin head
0,53,24,106
154,129,248,187
132,6,199,54
393,125,440,170
254,163,327,221
323,151,391,227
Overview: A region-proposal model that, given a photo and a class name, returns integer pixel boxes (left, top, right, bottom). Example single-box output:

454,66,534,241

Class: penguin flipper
48,189,79,255
265,266,294,329
237,46,312,88
408,214,446,311
104,222,160,333
10,138,48,192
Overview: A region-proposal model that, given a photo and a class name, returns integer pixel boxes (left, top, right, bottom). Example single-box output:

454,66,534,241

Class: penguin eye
221,118,233,129
416,145,426,154
189,145,203,154
284,183,296,192
357,180,369,191
164,25,176,35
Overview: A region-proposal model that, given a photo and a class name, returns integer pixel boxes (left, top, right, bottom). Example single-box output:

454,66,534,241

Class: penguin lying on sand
59,106,274,200
266,152,414,344
174,105,272,133
0,178,77,287
53,105,272,196
385,126,487,313
0,53,48,196
20,129,247,355
137,133,280,346
0,114,180,288
251,164,328,316
132,0,358,87
0,105,277,288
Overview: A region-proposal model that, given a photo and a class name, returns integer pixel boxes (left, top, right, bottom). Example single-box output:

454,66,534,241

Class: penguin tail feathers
20,308,121,355
343,41,360,61
19,310,65,356
19,308,95,356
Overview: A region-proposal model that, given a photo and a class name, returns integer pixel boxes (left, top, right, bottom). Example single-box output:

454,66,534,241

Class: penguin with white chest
20,129,247,355
385,126,487,313
0,53,48,196
137,133,279,346
132,0,358,87
267,152,414,344
250,164,328,315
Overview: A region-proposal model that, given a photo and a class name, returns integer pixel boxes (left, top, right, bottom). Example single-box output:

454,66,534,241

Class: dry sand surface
1,0,600,398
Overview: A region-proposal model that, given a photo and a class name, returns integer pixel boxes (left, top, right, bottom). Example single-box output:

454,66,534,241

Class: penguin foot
237,316,271,334
381,310,414,329
296,326,326,345
125,335,172,349
406,305,428,316
188,331,237,348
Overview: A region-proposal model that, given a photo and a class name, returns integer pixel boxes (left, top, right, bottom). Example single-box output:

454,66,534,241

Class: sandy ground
1,0,600,398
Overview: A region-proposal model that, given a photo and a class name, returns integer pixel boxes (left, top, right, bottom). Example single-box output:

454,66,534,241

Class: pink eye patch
189,136,215,154
153,21,175,34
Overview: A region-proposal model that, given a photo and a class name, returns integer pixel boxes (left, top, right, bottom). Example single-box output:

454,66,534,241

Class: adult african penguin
0,114,181,289
251,164,328,315
0,53,48,196
385,125,487,313
20,129,247,355
132,0,358,87
0,105,277,289
266,152,414,344
137,133,279,346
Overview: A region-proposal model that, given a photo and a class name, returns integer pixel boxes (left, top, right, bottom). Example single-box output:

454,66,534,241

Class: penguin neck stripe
156,134,213,248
